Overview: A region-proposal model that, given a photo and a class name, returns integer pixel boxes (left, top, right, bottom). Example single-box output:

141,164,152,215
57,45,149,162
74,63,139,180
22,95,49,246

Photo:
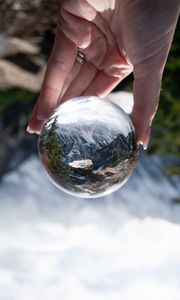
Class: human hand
27,0,180,147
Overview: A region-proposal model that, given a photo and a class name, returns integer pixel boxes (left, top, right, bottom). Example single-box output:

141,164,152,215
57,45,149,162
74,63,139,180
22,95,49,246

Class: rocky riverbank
0,0,59,178
0,0,179,179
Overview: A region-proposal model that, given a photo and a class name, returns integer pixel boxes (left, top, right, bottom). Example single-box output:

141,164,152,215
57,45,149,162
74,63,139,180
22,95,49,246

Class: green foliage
171,198,180,205
0,27,179,171
41,117,72,181
119,27,180,160
165,165,180,177
0,88,34,111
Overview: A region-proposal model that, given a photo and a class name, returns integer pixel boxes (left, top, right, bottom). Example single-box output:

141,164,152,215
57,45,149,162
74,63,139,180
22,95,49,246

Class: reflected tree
39,116,72,181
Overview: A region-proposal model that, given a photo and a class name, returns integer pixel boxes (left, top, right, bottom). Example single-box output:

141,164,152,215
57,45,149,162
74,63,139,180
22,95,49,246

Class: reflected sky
39,96,138,197
52,96,133,137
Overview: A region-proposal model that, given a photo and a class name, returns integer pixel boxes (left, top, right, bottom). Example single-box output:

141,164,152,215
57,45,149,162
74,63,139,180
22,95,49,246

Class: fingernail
143,127,151,150
26,126,35,134
26,126,41,135
143,144,148,151
35,130,41,135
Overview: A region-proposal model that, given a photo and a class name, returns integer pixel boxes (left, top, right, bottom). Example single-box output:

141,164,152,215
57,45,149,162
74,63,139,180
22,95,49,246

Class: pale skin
27,0,180,148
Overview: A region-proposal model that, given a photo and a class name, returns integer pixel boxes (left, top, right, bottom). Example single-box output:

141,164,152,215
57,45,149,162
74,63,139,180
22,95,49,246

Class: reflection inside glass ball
38,96,139,198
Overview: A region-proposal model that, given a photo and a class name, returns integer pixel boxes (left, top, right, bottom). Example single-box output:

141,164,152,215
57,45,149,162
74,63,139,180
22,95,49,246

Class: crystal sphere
38,96,138,198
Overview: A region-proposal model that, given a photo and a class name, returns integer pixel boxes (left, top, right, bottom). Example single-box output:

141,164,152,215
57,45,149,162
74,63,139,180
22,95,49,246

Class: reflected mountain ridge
39,97,138,197
55,121,136,161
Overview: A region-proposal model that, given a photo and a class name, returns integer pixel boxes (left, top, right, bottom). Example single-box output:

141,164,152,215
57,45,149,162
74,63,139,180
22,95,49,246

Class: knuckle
50,57,67,72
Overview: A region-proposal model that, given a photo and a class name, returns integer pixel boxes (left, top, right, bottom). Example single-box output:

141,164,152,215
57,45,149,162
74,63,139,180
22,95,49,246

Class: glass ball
38,96,139,198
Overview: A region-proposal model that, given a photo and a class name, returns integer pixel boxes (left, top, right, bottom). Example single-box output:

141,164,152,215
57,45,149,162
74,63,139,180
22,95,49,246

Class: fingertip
131,114,144,145
27,100,46,135
143,127,151,150
27,115,44,135
26,126,42,135
136,127,151,150
143,144,148,151
131,98,153,149
26,126,35,134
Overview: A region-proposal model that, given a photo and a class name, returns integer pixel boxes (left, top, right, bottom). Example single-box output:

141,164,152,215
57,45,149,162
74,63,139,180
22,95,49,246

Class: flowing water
0,93,180,300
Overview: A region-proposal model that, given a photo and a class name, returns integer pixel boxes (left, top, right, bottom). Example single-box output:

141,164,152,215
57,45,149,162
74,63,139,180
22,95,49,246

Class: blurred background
0,1,179,300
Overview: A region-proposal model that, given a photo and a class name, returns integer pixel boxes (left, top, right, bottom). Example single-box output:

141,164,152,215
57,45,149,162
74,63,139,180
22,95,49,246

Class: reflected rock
38,96,139,198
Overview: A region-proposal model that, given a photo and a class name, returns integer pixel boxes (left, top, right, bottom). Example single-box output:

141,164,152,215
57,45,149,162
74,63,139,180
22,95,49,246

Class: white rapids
0,92,179,300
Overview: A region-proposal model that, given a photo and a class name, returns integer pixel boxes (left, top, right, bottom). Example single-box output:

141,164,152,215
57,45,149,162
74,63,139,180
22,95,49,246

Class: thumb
131,71,161,147
130,3,180,148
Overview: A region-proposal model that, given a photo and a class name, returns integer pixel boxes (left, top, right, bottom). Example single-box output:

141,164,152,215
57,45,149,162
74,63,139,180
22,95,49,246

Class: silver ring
76,50,85,65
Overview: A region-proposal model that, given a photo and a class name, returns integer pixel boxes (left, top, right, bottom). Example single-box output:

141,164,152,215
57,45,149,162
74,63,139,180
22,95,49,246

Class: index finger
28,30,76,131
